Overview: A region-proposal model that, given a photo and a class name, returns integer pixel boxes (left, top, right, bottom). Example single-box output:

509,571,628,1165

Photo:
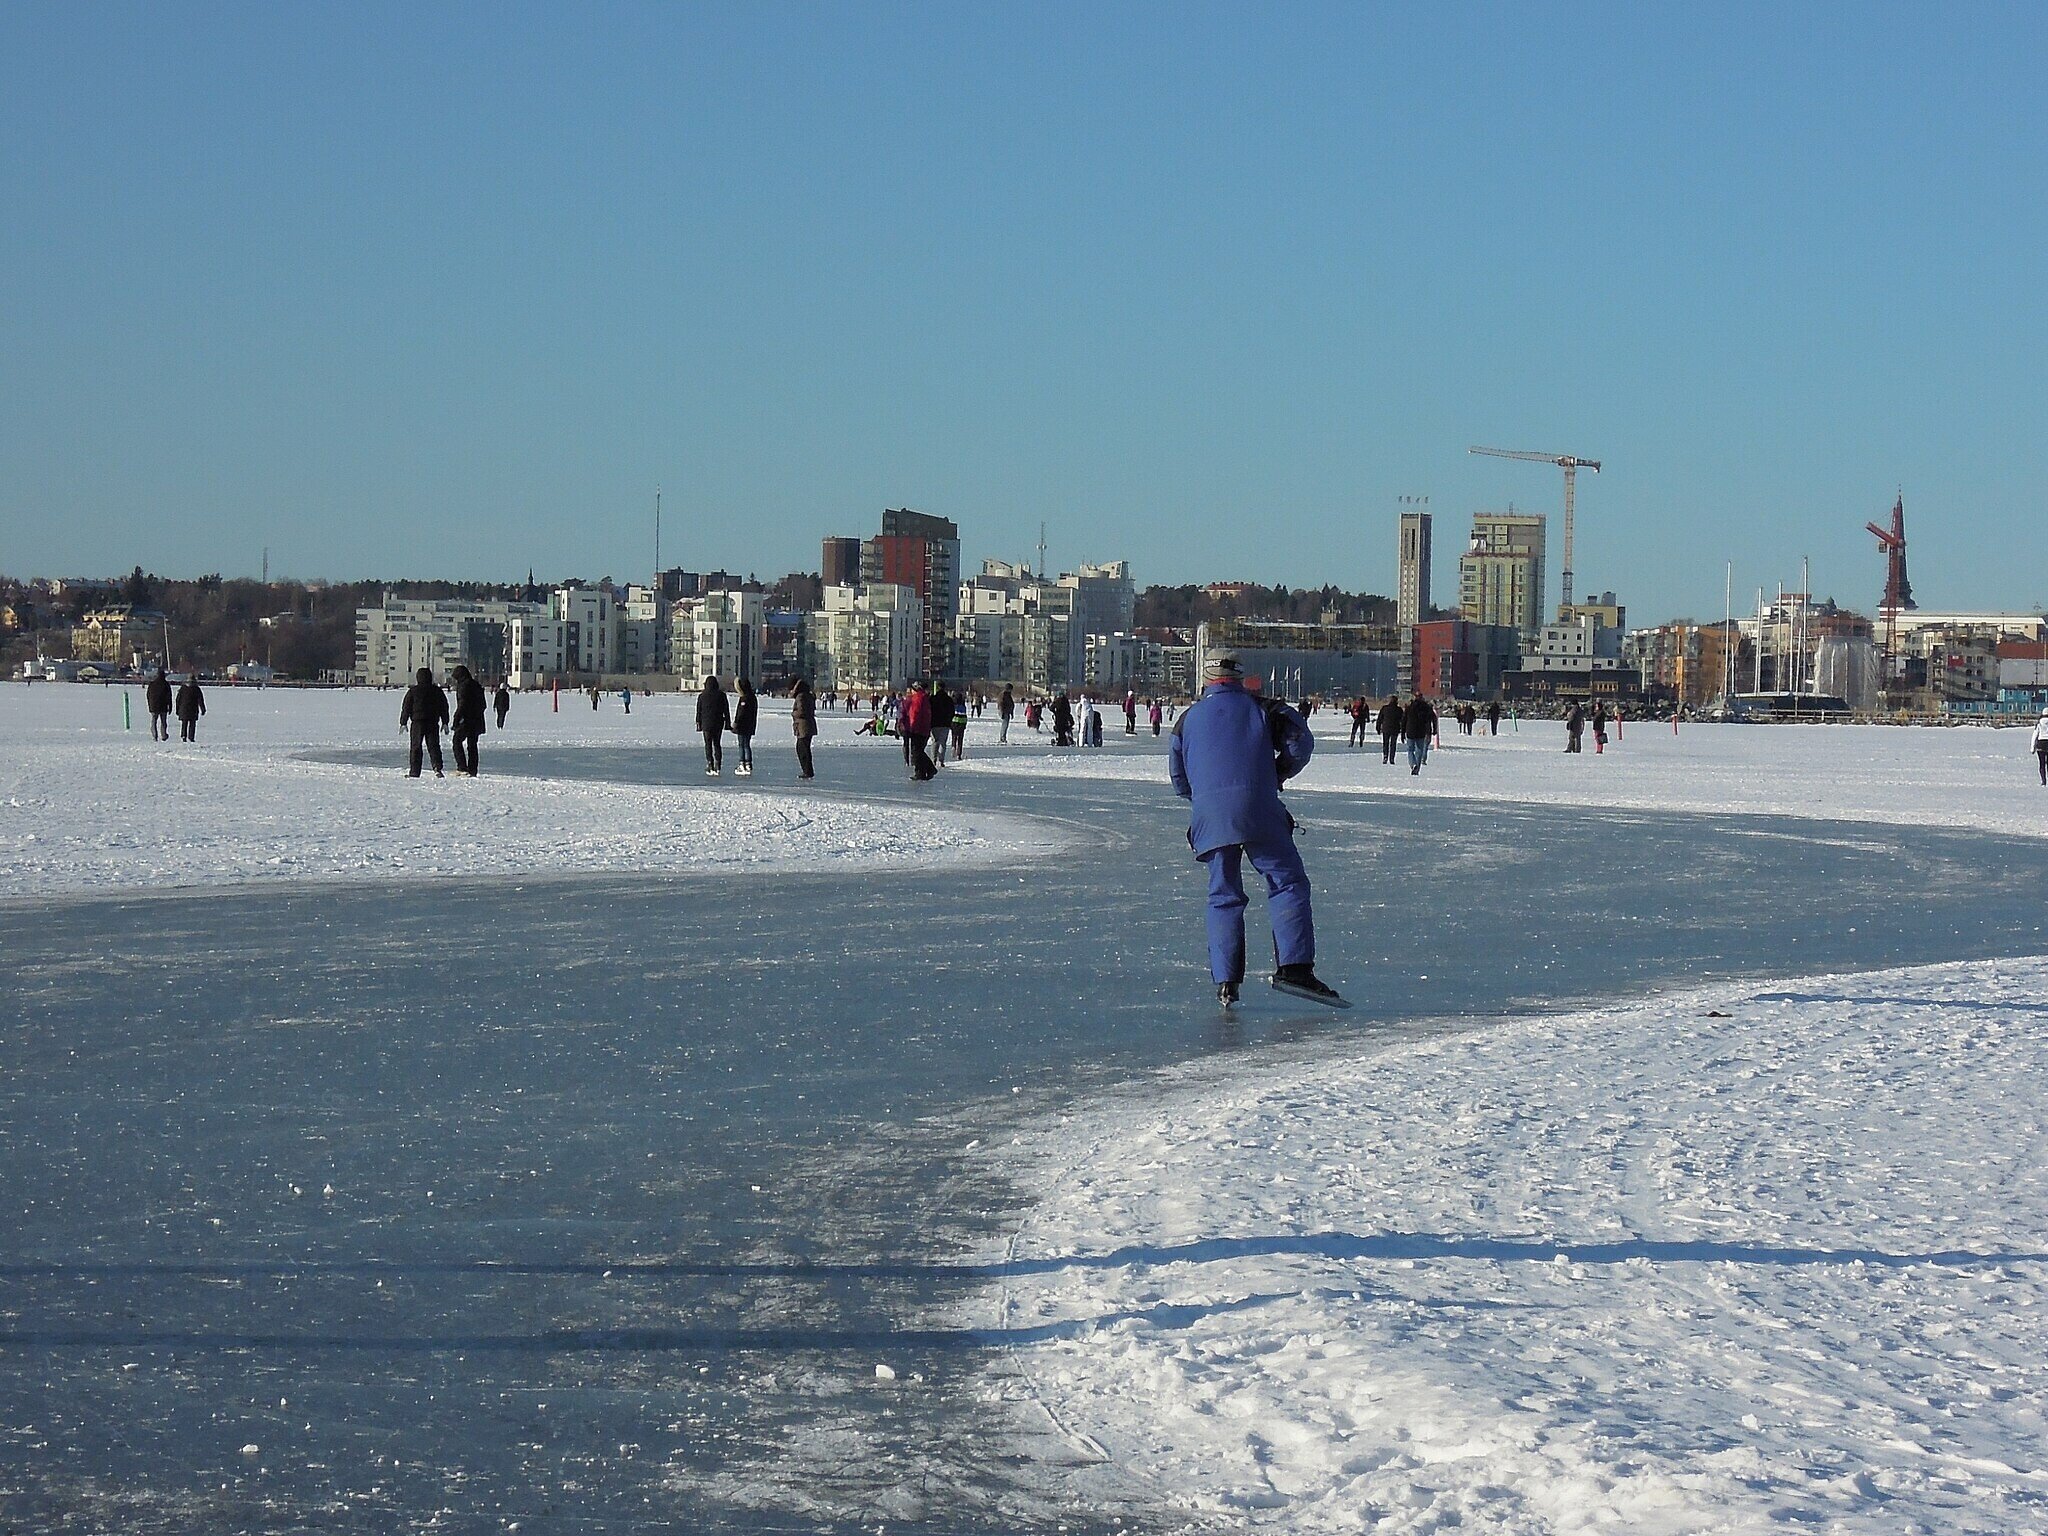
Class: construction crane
1469,446,1601,617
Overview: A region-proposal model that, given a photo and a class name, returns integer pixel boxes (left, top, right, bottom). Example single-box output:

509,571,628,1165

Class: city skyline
4,4,2045,620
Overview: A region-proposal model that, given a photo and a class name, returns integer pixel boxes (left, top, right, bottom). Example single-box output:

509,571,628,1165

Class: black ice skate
1272,964,1351,1009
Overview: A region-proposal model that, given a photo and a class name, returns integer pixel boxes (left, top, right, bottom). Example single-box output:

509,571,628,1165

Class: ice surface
5,684,2048,1531
0,684,1049,896
967,956,2048,1533
962,710,2048,843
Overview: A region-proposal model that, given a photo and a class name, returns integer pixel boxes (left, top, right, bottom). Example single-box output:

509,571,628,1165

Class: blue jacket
1168,682,1314,856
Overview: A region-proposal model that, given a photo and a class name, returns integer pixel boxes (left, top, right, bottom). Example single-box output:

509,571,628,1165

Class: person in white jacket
1078,696,1100,747
2033,708,2048,786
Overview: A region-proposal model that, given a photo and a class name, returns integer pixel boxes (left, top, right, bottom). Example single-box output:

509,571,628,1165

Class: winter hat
1204,652,1243,680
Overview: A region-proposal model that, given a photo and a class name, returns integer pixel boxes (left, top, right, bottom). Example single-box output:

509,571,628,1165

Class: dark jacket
791,685,817,739
1169,682,1314,856
732,690,759,737
400,682,449,732
696,684,729,733
146,674,172,714
1567,705,1586,734
175,681,205,721
929,687,953,732
998,686,1014,719
451,676,487,732
1051,695,1074,733
1376,700,1403,736
1403,697,1438,741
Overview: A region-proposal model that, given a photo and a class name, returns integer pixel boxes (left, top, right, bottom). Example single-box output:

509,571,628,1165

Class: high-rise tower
1397,500,1432,628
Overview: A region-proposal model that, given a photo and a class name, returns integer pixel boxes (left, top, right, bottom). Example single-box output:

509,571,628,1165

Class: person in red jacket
900,681,938,781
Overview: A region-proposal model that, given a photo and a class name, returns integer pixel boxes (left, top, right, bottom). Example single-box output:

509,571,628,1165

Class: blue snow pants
1200,838,1315,984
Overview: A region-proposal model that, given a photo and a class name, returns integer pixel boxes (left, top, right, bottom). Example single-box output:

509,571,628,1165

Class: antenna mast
653,488,662,590
1037,522,1047,580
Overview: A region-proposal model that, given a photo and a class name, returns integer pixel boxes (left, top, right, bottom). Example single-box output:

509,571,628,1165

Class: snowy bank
971,956,2048,1533
0,684,1047,897
957,719,2048,843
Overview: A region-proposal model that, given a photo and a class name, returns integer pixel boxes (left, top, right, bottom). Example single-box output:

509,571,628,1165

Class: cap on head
1204,652,1243,680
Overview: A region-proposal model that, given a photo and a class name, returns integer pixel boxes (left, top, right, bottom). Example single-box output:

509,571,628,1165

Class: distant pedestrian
494,682,511,729
590,684,600,711
145,667,172,742
732,678,758,776
174,676,206,743
1376,696,1403,765
1592,702,1609,754
791,677,818,780
2034,708,2048,785
1124,692,1138,735
620,687,632,714
1566,703,1586,753
1403,693,1437,775
1078,696,1099,747
1169,651,1345,1009
998,684,1015,743
448,664,486,776
400,666,449,777
1149,698,1163,735
1348,696,1367,747
930,682,955,765
950,691,968,759
697,674,729,775
1486,700,1501,735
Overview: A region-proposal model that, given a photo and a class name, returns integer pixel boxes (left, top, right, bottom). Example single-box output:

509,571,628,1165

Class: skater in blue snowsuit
1169,653,1347,1009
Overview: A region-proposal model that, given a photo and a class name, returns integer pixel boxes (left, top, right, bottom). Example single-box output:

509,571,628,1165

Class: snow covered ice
3,682,2048,1532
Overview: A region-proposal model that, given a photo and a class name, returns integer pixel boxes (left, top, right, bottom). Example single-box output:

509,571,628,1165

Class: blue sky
4,2,2044,619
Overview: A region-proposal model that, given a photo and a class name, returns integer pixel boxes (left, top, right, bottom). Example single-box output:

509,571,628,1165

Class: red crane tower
1866,493,1914,701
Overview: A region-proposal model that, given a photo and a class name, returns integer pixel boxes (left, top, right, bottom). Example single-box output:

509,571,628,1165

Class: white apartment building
355,596,548,686
552,586,618,676
673,590,767,685
506,612,569,689
1083,632,1148,692
806,584,921,693
1522,613,1626,678
621,583,671,674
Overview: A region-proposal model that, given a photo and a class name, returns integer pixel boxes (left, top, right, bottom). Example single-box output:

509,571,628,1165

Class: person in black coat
493,682,511,729
929,682,953,765
1565,702,1586,753
1375,697,1404,765
732,678,759,776
696,675,729,775
400,666,449,777
145,668,173,742
1051,692,1075,747
1486,700,1501,735
790,678,818,780
1402,693,1438,776
449,664,487,776
174,677,206,742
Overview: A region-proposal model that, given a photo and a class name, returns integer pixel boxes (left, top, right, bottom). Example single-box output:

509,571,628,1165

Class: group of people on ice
694,674,821,780
143,667,207,742
398,666,512,777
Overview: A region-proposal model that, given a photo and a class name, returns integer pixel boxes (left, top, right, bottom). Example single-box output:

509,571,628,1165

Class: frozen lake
4,692,2048,1530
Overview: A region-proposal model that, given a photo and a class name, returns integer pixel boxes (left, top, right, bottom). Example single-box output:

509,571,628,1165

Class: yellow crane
1469,446,1601,618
